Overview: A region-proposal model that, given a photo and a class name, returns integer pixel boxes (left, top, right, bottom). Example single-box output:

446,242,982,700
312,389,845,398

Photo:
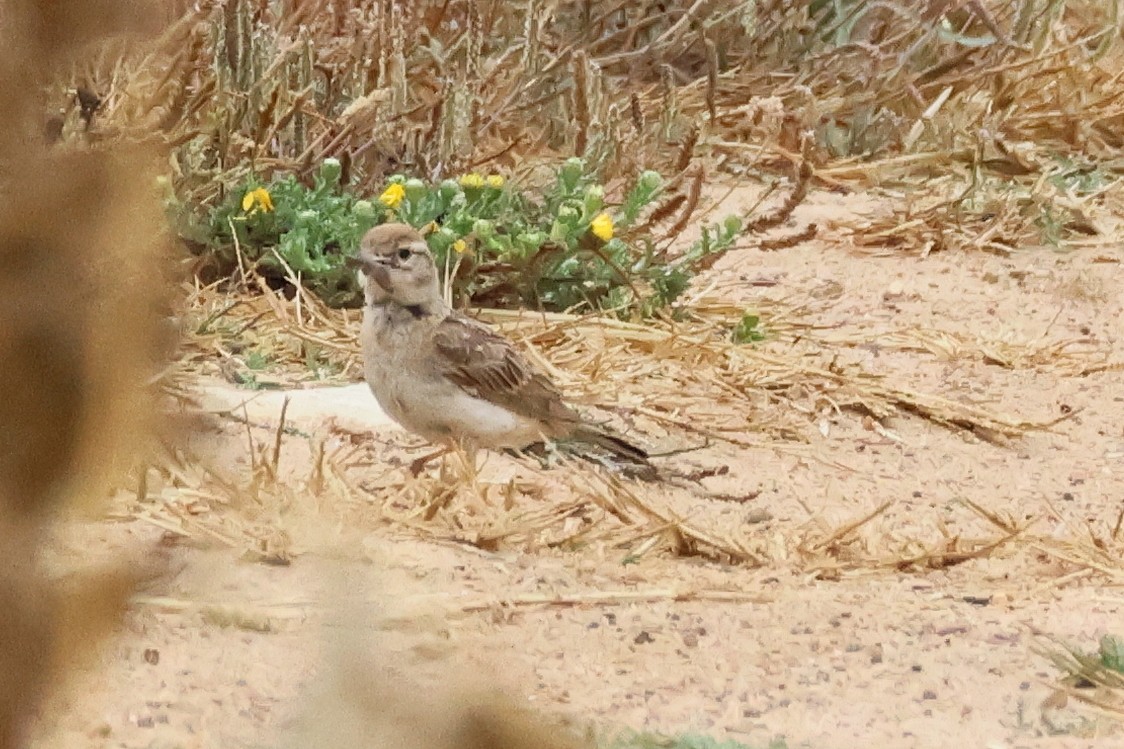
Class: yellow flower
421,220,439,235
459,173,485,189
241,187,274,213
485,174,504,188
379,183,405,208
590,212,614,241
452,239,468,254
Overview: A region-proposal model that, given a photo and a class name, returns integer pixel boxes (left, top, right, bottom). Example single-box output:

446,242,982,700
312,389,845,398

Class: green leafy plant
1098,635,1124,674
177,157,743,318
172,158,384,306
1042,633,1124,694
1048,156,1112,196
243,350,270,371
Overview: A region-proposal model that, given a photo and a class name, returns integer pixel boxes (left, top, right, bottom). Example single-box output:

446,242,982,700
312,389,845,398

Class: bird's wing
431,313,578,428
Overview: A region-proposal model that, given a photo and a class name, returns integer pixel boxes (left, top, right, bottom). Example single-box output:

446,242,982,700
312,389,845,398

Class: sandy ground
31,186,1124,749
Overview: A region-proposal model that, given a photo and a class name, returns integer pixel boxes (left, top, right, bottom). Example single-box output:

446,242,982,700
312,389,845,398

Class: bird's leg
538,440,571,469
450,440,479,476
507,442,559,470
408,445,451,477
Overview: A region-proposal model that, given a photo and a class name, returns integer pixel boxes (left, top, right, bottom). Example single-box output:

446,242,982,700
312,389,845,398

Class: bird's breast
359,307,544,448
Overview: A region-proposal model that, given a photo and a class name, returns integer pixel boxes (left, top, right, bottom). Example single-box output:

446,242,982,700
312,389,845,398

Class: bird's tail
574,426,649,462
569,425,658,480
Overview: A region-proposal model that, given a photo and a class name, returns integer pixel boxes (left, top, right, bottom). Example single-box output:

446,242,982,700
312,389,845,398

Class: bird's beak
346,255,378,273
348,254,394,292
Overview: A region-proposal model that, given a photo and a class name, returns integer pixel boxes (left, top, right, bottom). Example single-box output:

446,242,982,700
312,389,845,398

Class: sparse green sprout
438,179,460,201
472,218,495,240
637,170,662,192
317,157,341,186
427,226,458,255
559,157,585,191
352,200,376,220
1099,634,1124,673
244,350,270,370
682,215,743,268
403,178,427,202
551,204,581,242
620,170,664,228
732,312,766,344
514,230,547,256
582,184,605,217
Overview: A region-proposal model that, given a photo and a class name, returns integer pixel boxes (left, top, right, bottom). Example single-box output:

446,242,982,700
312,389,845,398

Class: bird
350,222,654,478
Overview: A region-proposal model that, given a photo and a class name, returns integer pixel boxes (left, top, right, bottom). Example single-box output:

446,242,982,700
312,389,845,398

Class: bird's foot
549,438,661,482
408,446,451,477
504,442,564,470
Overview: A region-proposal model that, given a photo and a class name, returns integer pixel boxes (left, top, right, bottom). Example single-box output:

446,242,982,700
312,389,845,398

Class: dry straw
147,261,1101,575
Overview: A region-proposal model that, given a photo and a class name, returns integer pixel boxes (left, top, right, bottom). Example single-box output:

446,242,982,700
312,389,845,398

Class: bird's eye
396,248,412,261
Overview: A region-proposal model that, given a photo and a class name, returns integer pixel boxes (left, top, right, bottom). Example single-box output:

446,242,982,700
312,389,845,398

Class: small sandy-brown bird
351,223,652,476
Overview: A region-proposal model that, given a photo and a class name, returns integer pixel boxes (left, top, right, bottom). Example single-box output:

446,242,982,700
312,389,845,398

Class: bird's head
350,223,440,308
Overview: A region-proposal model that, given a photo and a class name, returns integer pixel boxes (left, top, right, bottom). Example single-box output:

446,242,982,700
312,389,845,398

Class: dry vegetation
6,0,1124,746
62,0,1124,252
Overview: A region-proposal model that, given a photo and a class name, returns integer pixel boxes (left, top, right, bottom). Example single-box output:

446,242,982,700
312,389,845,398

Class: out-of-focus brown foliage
0,2,174,747
282,624,591,749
